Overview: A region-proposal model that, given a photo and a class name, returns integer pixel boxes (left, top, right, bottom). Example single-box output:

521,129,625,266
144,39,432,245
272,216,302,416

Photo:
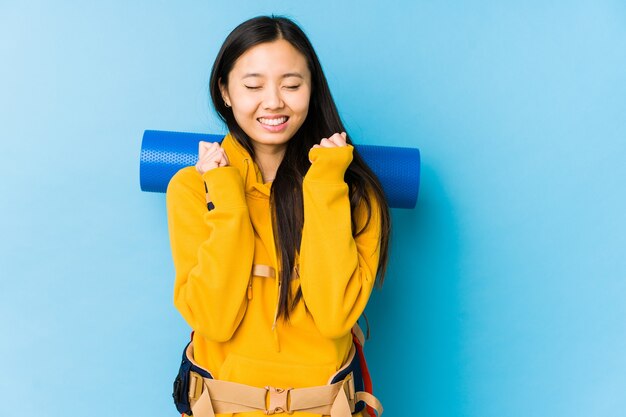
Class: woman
167,15,390,417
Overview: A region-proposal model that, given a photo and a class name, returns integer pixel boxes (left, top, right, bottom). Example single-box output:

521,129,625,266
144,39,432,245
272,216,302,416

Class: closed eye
244,85,301,90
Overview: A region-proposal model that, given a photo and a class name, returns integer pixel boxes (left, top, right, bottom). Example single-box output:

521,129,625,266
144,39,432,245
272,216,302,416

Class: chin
251,131,295,146
256,138,292,147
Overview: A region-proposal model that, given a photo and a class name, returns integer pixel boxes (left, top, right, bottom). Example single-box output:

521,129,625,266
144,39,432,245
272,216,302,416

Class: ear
218,78,231,106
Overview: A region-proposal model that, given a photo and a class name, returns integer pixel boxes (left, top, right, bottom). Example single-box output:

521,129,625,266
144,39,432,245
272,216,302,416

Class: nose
262,85,284,109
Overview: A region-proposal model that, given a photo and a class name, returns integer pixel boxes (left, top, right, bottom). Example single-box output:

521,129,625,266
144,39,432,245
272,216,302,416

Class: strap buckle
343,372,356,409
189,371,204,402
264,386,293,415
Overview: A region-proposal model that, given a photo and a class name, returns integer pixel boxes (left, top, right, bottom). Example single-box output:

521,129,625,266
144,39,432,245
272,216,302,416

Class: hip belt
173,327,383,416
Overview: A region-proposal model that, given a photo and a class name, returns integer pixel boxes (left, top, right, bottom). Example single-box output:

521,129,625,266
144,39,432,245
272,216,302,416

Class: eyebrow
241,72,304,79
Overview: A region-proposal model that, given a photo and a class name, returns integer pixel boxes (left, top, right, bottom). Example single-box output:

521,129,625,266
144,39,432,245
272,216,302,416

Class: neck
252,142,286,183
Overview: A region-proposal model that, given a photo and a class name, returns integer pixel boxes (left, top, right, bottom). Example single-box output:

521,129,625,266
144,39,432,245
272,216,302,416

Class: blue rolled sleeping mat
140,130,420,209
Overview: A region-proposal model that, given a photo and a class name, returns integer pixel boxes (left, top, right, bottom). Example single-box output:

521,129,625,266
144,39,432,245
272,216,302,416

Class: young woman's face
220,39,312,152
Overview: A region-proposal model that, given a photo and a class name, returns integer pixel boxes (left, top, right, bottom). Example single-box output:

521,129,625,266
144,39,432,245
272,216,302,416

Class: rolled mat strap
139,130,420,209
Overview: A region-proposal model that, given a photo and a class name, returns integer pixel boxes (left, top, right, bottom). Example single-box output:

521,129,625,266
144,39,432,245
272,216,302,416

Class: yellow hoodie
166,133,381,417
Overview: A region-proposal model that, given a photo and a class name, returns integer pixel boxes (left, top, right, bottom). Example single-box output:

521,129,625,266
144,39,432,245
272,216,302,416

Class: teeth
259,117,287,126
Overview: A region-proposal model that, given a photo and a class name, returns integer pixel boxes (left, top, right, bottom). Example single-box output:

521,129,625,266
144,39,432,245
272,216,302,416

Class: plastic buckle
264,386,293,414
188,371,204,402
341,372,356,410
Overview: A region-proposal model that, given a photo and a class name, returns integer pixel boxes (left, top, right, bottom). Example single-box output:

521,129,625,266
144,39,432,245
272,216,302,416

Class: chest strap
252,264,276,278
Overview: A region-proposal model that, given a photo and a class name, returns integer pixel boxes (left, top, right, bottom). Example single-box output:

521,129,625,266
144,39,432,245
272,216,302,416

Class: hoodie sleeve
299,145,382,339
166,166,255,342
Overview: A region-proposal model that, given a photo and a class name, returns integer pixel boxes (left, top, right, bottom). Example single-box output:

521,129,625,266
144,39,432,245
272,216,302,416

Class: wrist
305,145,353,183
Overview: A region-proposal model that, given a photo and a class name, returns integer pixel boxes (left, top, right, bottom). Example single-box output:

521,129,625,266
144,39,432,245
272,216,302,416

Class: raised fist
195,141,230,174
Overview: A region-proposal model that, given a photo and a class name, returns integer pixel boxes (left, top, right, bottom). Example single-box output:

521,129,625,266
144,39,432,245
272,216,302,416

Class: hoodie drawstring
271,280,281,352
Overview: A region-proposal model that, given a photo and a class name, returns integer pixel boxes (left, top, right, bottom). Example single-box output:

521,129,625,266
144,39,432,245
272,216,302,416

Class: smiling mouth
258,116,289,126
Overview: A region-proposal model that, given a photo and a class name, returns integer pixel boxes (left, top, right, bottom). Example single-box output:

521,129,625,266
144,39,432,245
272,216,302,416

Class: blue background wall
1,1,625,416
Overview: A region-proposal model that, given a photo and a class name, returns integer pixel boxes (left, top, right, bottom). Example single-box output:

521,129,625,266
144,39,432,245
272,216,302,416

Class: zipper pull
247,279,253,300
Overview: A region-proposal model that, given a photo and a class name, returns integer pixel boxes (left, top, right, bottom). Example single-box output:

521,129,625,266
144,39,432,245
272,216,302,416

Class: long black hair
209,15,391,320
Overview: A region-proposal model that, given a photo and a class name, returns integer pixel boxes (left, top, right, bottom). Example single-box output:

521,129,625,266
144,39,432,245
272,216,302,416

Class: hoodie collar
221,132,271,197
